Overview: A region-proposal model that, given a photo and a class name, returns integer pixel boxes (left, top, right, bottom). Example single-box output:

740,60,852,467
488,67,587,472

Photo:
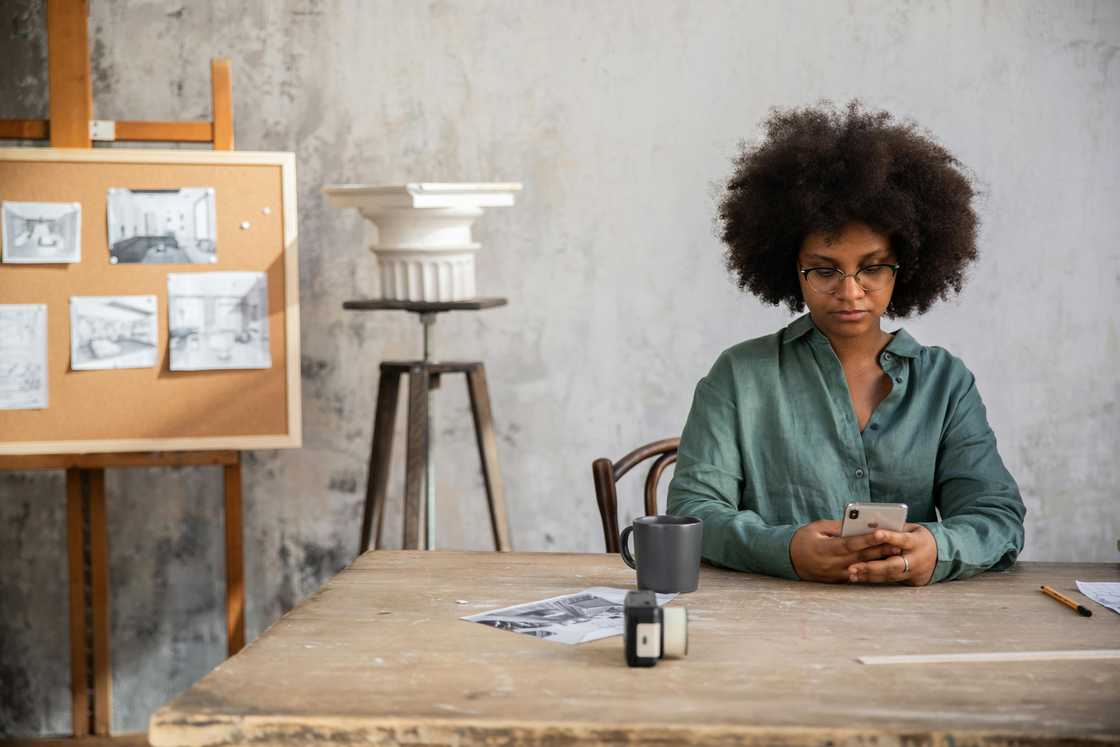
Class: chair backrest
591,437,680,553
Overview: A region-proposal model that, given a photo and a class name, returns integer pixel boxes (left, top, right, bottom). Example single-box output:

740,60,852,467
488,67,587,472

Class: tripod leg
360,367,403,554
403,366,430,550
466,364,511,551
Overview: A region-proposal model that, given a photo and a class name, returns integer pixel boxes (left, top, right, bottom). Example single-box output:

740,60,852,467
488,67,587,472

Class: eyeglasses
798,263,899,295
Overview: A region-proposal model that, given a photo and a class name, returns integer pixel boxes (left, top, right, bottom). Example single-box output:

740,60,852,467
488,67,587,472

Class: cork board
0,148,301,455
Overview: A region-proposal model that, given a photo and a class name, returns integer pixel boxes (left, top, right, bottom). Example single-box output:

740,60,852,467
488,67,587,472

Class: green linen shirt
666,313,1026,584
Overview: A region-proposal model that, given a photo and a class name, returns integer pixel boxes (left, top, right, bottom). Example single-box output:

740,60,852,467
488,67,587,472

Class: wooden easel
0,1,243,738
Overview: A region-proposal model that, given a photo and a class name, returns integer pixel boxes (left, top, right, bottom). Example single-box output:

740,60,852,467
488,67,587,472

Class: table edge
149,709,1120,747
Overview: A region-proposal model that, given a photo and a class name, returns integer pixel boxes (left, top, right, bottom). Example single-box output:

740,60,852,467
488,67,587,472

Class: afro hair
719,100,979,317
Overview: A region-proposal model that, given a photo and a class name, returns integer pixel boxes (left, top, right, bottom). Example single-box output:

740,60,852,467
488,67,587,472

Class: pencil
1040,585,1092,617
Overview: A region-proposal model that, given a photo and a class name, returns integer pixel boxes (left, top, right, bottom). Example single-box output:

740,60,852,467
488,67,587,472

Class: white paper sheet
2,201,81,263
167,272,270,370
1076,581,1120,616
0,304,48,409
462,587,677,645
70,295,159,370
107,188,217,264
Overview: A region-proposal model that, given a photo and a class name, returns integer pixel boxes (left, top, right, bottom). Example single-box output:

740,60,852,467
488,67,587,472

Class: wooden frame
0,147,302,455
3,43,234,147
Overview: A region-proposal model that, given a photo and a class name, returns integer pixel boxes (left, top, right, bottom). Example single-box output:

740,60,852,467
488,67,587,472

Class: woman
666,102,1025,586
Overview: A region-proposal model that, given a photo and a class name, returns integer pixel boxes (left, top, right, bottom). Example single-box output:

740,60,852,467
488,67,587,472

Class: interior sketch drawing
0,304,49,409
168,272,270,370
70,296,159,370
107,187,217,264
463,588,676,645
2,201,81,263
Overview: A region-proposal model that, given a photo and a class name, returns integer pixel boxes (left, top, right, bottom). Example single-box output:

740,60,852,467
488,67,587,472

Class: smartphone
840,502,908,538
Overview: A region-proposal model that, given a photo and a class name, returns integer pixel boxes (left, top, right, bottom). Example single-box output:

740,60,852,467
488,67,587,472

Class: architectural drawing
70,296,159,370
2,201,81,263
107,188,217,264
0,304,48,409
168,272,270,370
463,587,676,645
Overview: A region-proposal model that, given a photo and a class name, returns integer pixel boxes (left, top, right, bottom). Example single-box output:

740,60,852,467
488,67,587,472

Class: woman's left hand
847,523,937,586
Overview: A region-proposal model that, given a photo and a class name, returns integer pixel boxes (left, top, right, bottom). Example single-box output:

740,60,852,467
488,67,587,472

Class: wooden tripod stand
343,298,513,554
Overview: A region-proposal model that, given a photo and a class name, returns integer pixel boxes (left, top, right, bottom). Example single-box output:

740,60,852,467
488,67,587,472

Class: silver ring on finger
901,553,910,574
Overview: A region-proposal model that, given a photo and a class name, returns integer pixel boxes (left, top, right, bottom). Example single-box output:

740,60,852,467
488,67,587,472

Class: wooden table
150,552,1120,746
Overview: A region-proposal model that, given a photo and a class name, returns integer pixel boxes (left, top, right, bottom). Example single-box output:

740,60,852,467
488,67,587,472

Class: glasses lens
856,265,895,291
806,268,841,294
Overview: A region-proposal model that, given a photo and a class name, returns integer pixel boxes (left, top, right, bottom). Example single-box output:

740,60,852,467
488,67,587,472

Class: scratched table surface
150,552,1120,746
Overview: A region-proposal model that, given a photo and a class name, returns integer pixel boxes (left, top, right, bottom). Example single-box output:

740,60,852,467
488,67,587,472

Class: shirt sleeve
919,372,1026,583
667,375,800,580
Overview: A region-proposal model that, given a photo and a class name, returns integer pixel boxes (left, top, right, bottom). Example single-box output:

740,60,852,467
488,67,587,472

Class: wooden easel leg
88,468,111,736
210,58,234,150
66,468,90,737
224,457,245,655
46,0,91,148
360,367,403,554
466,364,512,551
403,366,430,550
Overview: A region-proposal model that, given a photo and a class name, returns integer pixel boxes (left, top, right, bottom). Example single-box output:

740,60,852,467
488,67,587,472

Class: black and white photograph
0,304,48,410
69,295,159,370
462,587,676,644
168,271,270,370
107,187,217,264
2,201,81,263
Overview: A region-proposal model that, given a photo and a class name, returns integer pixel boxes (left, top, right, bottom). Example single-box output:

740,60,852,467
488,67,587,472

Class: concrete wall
1,0,1117,735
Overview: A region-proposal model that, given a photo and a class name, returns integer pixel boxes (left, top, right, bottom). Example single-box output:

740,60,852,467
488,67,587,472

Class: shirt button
883,352,893,360
870,424,879,430
894,376,903,383
855,468,866,478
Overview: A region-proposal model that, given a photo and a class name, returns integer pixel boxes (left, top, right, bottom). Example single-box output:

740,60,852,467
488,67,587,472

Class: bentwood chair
591,437,680,553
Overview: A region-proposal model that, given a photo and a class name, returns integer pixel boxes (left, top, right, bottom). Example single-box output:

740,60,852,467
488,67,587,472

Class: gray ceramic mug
619,515,703,593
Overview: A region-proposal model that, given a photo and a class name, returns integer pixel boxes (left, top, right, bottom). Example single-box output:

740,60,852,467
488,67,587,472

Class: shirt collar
781,312,923,358
883,327,922,358
782,313,818,344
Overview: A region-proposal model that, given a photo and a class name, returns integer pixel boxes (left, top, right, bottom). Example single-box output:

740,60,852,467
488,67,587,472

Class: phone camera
848,509,859,520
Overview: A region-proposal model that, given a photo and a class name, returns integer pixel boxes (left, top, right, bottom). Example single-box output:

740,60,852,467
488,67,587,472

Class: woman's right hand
789,520,901,583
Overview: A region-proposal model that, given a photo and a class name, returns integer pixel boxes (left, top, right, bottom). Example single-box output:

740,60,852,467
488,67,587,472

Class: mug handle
620,525,636,569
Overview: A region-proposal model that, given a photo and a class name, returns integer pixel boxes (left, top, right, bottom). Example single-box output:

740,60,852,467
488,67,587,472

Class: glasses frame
798,263,900,295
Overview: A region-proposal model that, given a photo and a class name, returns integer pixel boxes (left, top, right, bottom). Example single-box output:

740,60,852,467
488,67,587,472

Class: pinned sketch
107,187,217,264
0,304,48,410
462,587,676,645
70,296,158,370
168,272,270,370
2,201,81,263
